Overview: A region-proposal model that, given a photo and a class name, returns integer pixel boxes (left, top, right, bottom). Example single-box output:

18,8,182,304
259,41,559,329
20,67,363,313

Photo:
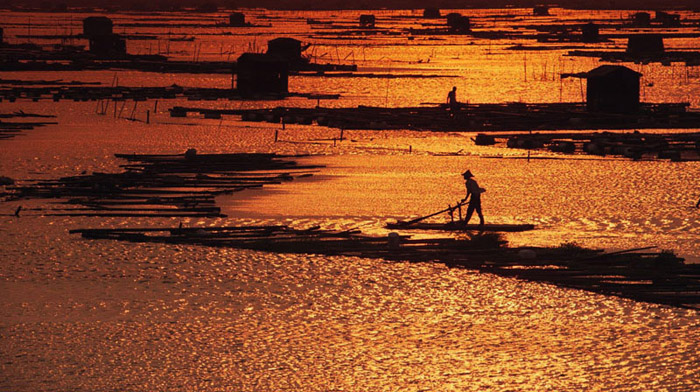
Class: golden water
1,8,699,391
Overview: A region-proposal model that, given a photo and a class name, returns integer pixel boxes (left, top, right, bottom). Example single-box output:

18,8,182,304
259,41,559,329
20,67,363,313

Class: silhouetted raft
69,225,700,310
495,131,700,161
173,100,700,133
3,152,322,218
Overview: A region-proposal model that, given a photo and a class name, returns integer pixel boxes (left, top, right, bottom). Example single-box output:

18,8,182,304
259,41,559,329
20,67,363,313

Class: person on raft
446,86,458,116
461,169,485,227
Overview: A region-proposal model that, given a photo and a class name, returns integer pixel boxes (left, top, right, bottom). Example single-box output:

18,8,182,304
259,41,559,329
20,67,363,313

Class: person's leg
476,204,484,226
464,203,475,225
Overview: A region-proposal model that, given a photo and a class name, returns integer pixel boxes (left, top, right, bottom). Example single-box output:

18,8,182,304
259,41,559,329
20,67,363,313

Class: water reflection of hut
89,34,127,57
654,11,680,27
631,12,651,27
229,12,246,27
83,16,113,37
585,65,641,113
581,22,600,43
236,53,288,97
446,13,471,33
627,34,664,55
533,5,550,16
423,8,441,18
360,14,376,28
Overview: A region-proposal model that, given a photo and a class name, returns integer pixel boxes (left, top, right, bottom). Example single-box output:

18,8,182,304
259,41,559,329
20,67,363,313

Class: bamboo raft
0,112,57,140
3,151,322,218
69,224,700,310
386,222,536,232
482,130,700,161
169,102,700,133
0,85,338,103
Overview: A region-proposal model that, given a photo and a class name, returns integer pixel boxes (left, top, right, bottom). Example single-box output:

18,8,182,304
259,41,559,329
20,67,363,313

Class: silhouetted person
14,205,21,217
461,170,485,227
447,86,458,115
696,196,700,208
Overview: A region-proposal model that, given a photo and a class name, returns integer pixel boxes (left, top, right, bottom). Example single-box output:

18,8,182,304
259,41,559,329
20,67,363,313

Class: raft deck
386,222,536,232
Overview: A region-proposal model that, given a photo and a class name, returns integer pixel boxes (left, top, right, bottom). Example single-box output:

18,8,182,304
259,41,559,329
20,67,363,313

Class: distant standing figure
447,86,458,115
696,196,700,208
461,170,485,227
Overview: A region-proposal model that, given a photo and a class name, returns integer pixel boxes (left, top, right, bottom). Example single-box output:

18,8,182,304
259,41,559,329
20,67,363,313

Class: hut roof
561,65,641,80
585,65,641,78
268,37,301,46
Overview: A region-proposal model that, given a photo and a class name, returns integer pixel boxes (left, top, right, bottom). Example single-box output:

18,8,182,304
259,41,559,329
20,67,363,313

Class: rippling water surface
1,8,700,391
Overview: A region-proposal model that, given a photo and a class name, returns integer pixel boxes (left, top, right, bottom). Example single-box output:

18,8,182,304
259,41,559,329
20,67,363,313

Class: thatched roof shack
627,34,665,55
584,65,641,113
83,16,113,37
236,53,288,97
360,14,376,28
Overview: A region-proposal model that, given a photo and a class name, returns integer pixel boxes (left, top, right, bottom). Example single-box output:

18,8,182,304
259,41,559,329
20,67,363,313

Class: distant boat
386,222,535,232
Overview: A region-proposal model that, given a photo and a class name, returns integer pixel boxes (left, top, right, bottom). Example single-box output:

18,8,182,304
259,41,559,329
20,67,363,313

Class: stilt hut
584,65,641,113
446,13,470,33
267,38,302,60
360,14,376,28
229,12,246,27
82,16,113,37
533,5,550,16
627,34,664,55
581,22,600,43
236,53,288,97
423,8,441,18
0,27,4,44
654,11,680,27
631,12,651,27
